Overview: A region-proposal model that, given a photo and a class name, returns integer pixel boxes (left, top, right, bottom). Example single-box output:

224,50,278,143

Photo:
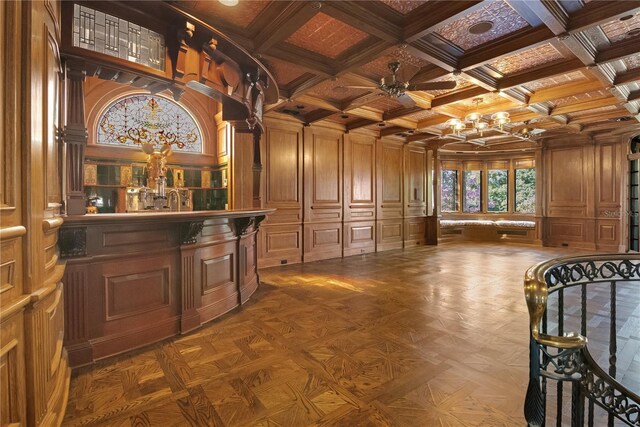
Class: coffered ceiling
174,0,640,148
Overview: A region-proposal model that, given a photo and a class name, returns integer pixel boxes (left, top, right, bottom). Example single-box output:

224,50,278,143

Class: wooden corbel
174,21,194,78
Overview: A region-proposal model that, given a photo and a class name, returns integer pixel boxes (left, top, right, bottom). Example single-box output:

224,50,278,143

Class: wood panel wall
543,136,626,251
0,0,70,425
258,119,304,267
258,116,434,267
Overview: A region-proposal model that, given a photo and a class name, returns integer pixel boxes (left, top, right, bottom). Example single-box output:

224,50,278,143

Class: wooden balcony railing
524,254,640,427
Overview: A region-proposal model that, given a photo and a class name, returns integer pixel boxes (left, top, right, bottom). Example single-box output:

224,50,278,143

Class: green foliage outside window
515,168,536,213
487,170,508,212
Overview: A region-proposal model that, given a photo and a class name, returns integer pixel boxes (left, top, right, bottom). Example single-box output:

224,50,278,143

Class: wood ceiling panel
358,46,431,80
179,0,270,29
405,109,440,121
435,0,530,51
307,77,371,103
380,0,429,14
285,12,370,59
601,13,640,44
261,56,309,87
568,105,620,118
523,70,589,92
487,43,565,76
366,96,404,111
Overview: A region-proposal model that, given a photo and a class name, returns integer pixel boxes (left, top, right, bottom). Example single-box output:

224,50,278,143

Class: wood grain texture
63,242,640,426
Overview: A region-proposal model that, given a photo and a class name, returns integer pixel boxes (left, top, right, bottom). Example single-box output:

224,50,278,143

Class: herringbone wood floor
62,243,639,426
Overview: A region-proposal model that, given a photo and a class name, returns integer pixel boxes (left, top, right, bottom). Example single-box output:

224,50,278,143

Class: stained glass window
97,95,202,153
463,170,481,213
72,4,165,71
441,169,458,212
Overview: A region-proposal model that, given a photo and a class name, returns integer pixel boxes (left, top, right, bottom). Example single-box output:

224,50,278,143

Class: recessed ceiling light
468,21,494,35
218,0,239,6
620,14,634,21
295,105,305,110
378,122,386,127
340,114,349,119
628,28,640,37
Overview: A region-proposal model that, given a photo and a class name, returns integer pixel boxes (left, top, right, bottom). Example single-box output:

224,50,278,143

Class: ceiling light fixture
218,0,239,6
442,98,509,137
468,21,494,35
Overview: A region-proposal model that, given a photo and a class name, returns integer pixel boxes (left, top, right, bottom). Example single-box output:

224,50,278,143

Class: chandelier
444,97,509,136
102,97,198,150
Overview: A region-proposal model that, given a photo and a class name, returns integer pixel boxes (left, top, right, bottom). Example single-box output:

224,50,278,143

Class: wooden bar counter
59,209,273,367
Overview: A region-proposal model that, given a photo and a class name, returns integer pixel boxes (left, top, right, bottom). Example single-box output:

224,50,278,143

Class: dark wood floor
62,243,638,426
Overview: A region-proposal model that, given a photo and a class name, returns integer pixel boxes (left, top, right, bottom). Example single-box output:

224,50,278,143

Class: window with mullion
441,169,459,212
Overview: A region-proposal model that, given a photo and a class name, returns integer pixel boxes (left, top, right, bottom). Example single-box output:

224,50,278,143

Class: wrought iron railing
524,254,640,426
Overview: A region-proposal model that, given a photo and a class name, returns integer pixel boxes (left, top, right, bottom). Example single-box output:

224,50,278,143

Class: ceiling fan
341,61,457,108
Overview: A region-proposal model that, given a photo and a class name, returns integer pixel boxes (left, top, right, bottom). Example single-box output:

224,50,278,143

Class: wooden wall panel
404,217,427,247
377,219,404,251
0,311,26,426
197,241,237,323
344,134,376,222
259,120,303,266
303,127,343,223
377,139,404,220
303,222,342,262
404,144,427,218
343,221,376,257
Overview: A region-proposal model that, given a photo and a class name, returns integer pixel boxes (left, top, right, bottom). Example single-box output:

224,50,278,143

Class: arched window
97,94,202,153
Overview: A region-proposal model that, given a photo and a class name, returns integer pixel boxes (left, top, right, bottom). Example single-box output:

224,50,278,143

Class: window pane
487,169,508,212
515,168,536,213
463,170,481,213
441,169,458,212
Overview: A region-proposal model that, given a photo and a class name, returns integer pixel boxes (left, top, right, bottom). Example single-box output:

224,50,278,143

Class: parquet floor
62,243,639,426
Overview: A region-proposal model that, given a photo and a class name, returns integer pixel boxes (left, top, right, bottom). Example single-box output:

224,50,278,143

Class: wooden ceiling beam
431,86,490,108
551,96,620,115
288,75,331,99
458,26,556,71
294,94,341,112
305,109,338,124
596,35,640,64
410,65,451,83
568,109,630,124
404,0,483,42
416,113,456,129
405,40,457,72
266,45,335,76
568,1,640,33
504,0,564,34
383,106,423,121
337,40,396,74
615,68,640,86
528,79,605,104
341,92,384,111
322,2,402,42
254,2,321,53
379,126,408,137
629,90,640,103
498,58,585,90
347,118,379,131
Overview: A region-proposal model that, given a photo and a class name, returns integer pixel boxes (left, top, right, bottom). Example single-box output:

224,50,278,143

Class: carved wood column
63,64,88,215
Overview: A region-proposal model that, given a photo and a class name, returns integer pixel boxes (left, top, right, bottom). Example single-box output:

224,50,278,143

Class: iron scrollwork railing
524,255,640,427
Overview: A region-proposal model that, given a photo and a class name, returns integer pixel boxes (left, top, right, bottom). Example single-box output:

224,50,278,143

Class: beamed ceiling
173,0,640,148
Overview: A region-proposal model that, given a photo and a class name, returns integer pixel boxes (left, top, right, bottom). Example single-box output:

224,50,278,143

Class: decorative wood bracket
59,227,87,258
180,221,204,245
232,215,266,237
